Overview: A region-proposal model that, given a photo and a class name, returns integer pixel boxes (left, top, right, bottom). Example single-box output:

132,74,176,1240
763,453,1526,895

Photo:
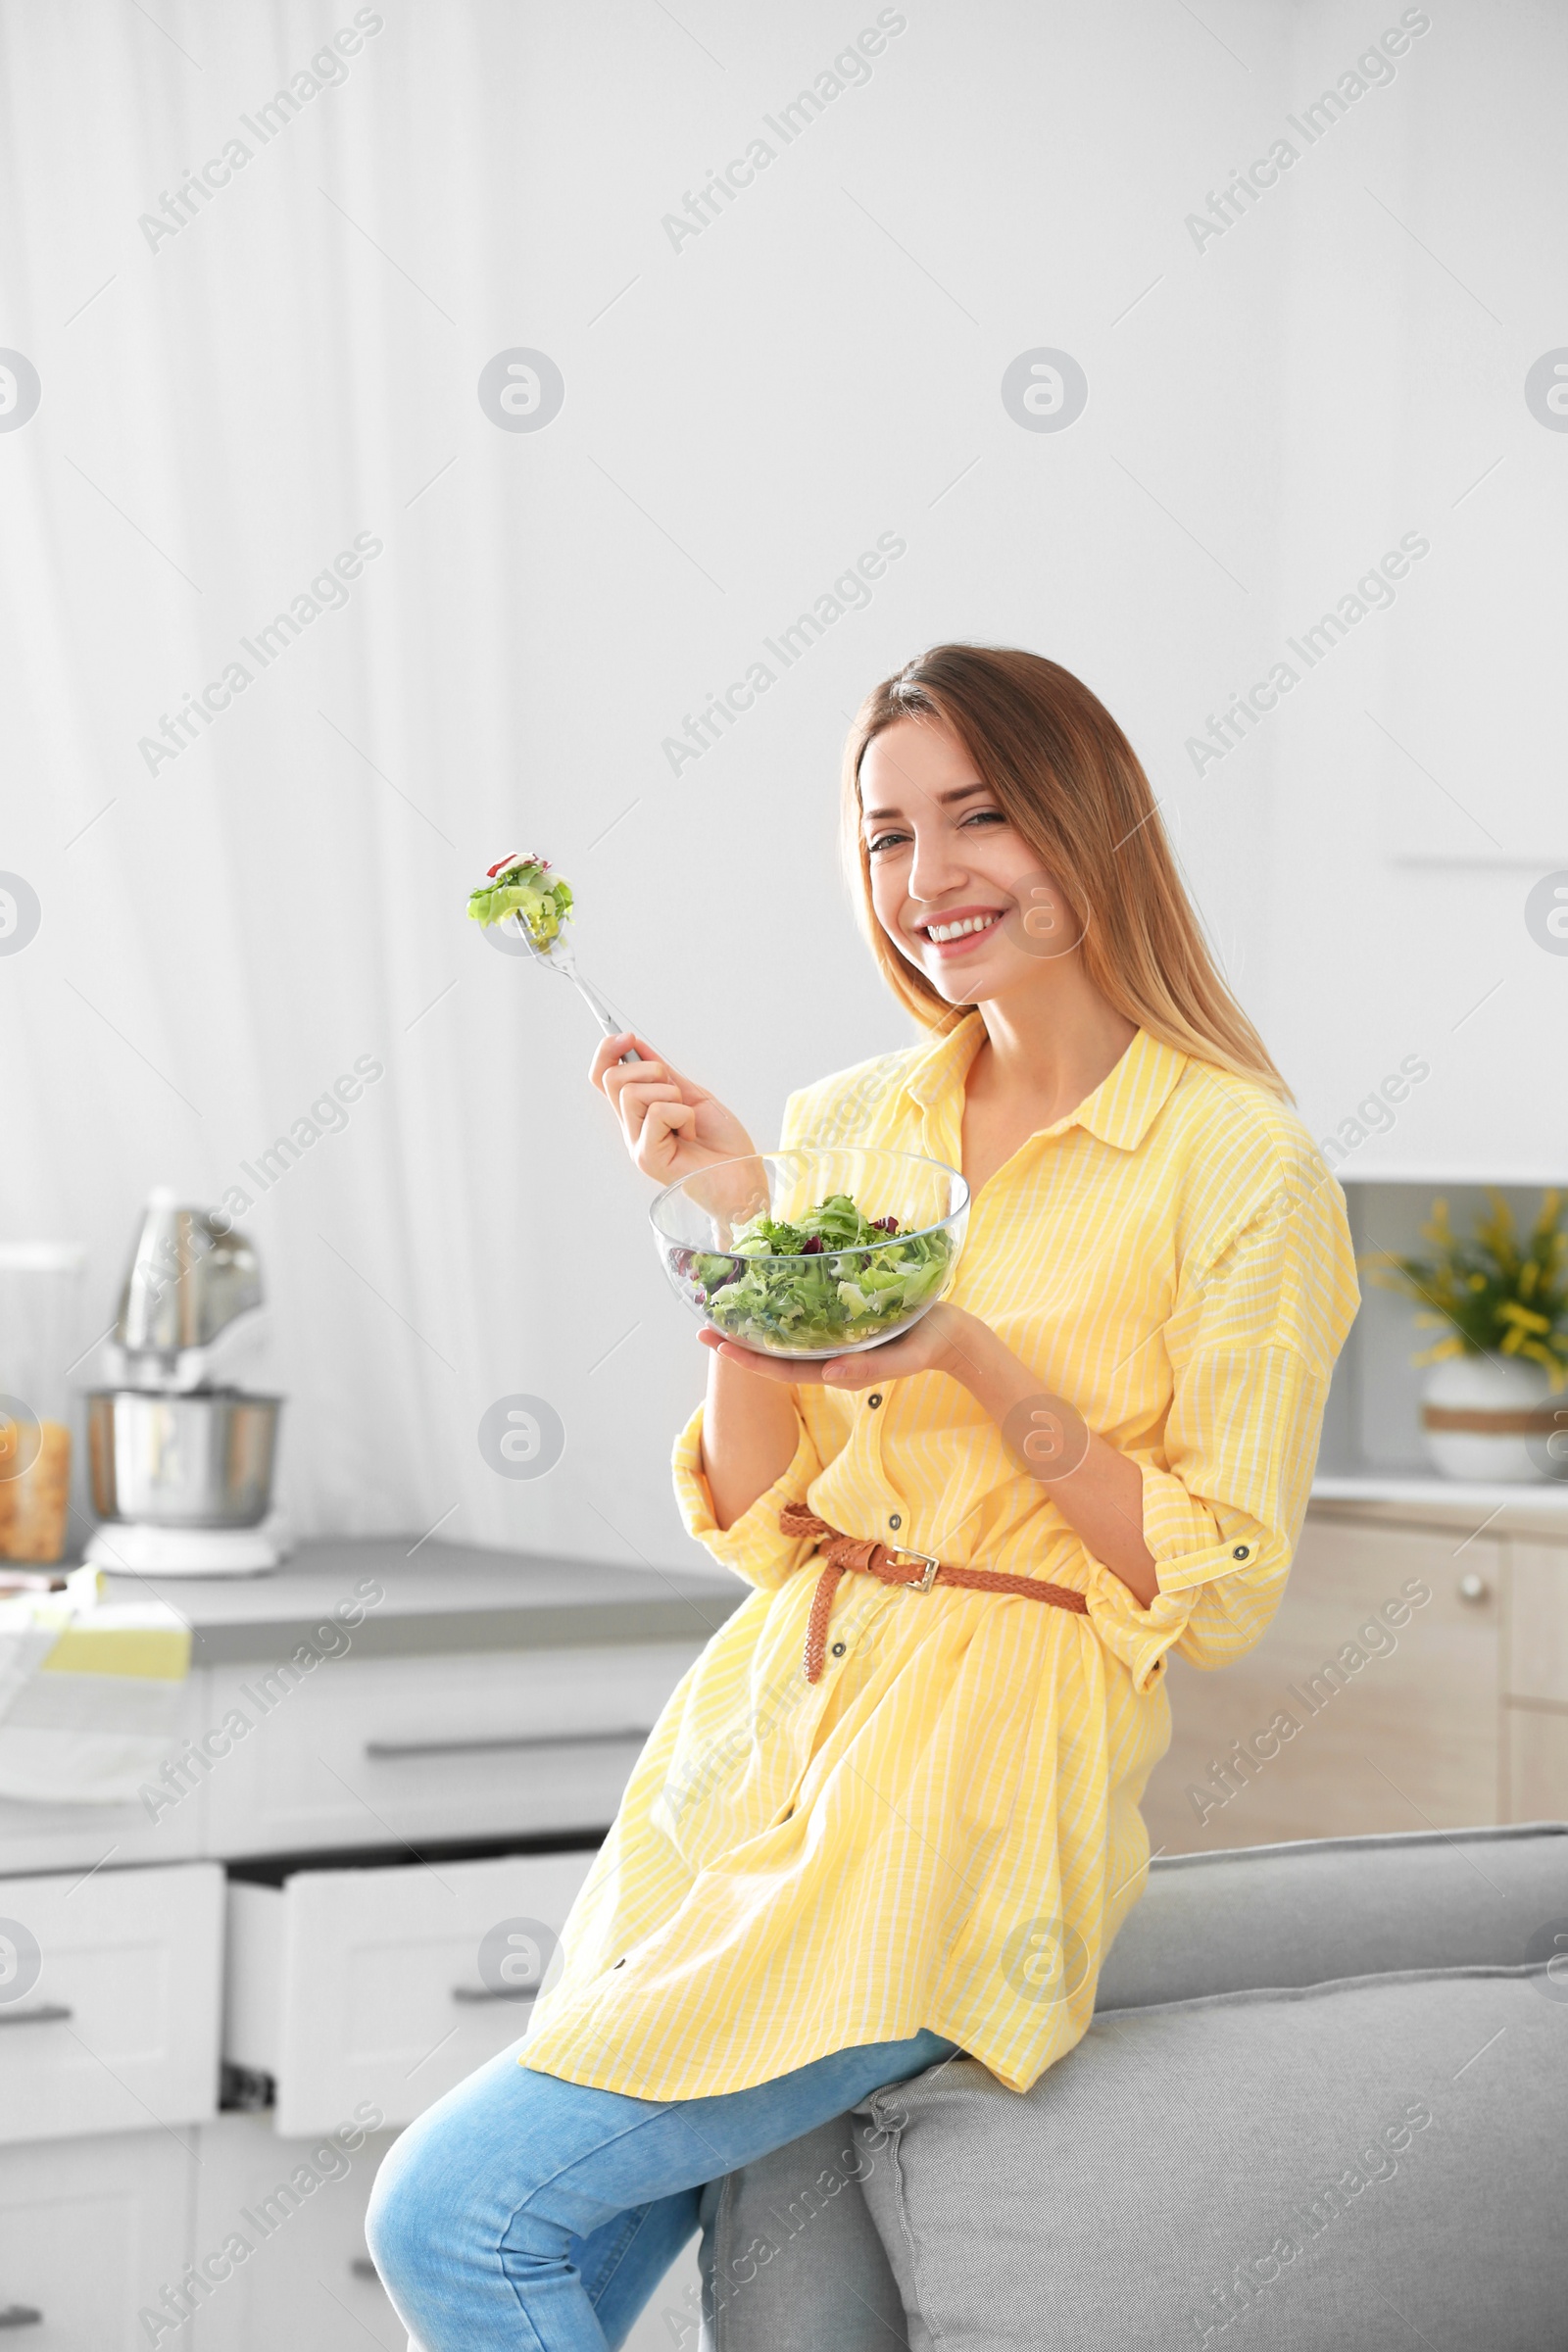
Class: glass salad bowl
651,1149,970,1359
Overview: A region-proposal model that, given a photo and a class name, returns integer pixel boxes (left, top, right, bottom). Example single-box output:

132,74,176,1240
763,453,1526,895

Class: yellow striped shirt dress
523,1019,1359,2099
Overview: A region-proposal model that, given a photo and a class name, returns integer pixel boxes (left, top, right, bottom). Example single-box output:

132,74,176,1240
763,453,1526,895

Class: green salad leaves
675,1193,953,1352
467,855,573,950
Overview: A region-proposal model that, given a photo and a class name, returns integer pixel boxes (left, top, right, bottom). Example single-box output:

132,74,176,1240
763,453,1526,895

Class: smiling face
858,713,1078,1009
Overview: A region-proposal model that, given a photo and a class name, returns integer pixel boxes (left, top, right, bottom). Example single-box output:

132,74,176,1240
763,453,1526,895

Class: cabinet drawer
224,1846,598,2136
0,2130,192,2350
187,2112,400,2352
182,2110,701,2352
1506,1542,1568,1704
1141,1519,1502,1854
0,1860,221,2143
203,1644,698,1856
1507,1703,1568,1822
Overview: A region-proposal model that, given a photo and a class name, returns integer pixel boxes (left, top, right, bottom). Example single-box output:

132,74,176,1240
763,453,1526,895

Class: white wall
0,0,1563,1564
1267,3,1568,1184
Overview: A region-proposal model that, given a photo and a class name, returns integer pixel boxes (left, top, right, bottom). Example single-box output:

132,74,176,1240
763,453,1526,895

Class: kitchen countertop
102,1537,745,1666
1308,1480,1568,1537
97,1498,1568,1669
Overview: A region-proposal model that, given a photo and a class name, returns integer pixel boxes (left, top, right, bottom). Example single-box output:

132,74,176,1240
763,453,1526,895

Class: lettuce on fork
674,1193,954,1353
467,853,573,949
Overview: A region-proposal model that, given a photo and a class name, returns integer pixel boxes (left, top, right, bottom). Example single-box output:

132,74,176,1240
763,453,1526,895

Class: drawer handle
365,1729,653,1760
0,2311,43,2330
451,1984,540,2005
0,2005,72,2030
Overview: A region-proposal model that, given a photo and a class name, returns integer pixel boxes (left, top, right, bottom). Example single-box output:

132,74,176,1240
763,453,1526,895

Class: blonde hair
842,644,1290,1101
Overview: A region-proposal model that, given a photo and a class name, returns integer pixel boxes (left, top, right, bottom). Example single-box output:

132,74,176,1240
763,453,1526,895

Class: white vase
1419,1354,1561,1484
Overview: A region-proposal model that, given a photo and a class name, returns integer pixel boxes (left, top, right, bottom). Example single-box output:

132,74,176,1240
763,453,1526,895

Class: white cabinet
0,2130,192,2350
1508,1705,1568,1821
1504,1541,1568,1821
1141,1515,1503,1854
0,1675,209,1878
224,1847,599,2136
1139,1510,1568,1850
0,1588,714,2346
0,1861,222,2143
1506,1543,1568,1703
186,2113,400,2352
203,1644,698,1857
181,2114,702,2352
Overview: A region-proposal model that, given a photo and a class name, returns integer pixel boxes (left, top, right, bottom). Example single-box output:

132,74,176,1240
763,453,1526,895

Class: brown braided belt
779,1502,1089,1684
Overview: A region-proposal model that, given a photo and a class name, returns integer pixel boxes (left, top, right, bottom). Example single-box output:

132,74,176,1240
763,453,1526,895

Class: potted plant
1365,1192,1568,1483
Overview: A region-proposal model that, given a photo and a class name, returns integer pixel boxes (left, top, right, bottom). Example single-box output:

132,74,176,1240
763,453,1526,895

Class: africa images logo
1524,350,1568,431
477,1395,565,1479
1525,871,1568,955
1000,351,1088,434
0,351,41,433
476,350,565,433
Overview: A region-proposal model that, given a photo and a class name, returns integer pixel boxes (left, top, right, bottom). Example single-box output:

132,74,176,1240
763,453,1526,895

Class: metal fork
504,912,641,1062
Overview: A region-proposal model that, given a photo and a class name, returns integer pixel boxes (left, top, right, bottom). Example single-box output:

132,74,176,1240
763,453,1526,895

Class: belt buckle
887,1545,941,1592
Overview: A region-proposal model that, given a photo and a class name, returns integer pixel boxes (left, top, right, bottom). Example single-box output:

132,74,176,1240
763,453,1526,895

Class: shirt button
1232,1544,1251,1561
888,1513,902,1531
867,1394,883,1409
831,1641,847,1658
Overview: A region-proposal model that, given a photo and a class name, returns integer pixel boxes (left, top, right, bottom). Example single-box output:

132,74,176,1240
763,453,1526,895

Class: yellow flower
1413,1336,1466,1365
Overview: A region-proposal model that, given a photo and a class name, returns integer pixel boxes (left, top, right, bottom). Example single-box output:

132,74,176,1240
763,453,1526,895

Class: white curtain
0,1,1558,1564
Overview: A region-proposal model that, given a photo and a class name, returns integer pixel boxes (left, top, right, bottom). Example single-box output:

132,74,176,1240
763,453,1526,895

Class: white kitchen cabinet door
202,1644,699,1857
0,2129,193,2350
187,2113,401,2352
224,1847,598,2137
0,1860,222,2143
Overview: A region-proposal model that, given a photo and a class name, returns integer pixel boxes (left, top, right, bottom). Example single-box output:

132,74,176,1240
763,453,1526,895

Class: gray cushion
699,1824,1568,2351
858,1964,1568,2351
1095,1821,1568,2010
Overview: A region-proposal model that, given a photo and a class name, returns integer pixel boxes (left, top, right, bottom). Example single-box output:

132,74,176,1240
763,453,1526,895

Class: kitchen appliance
0,1243,85,1565
84,1192,286,1576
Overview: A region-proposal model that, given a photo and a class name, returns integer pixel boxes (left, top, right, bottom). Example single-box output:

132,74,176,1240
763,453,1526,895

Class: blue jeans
366,2029,955,2350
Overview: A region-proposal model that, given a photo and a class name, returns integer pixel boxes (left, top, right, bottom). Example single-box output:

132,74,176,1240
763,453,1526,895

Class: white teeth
926,913,999,944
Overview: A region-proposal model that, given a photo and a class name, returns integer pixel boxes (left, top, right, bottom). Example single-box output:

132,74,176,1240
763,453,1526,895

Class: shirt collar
900,1014,1189,1153
900,1012,988,1108
1066,1028,1189,1150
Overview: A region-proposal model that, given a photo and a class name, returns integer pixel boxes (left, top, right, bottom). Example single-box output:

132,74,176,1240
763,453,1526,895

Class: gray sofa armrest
698,2109,911,2351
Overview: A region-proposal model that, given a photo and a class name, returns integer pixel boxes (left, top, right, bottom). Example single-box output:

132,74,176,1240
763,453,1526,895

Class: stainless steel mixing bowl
87,1390,281,1528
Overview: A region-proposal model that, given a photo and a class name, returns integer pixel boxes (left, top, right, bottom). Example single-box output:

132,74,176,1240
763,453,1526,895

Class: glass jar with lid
0,1244,86,1563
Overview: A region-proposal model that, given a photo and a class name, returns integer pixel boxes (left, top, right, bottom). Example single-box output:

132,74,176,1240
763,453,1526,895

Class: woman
368,645,1358,2349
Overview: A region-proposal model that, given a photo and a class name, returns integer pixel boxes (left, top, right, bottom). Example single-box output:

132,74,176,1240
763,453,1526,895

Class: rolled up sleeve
1089,1171,1356,1690
672,1401,823,1592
